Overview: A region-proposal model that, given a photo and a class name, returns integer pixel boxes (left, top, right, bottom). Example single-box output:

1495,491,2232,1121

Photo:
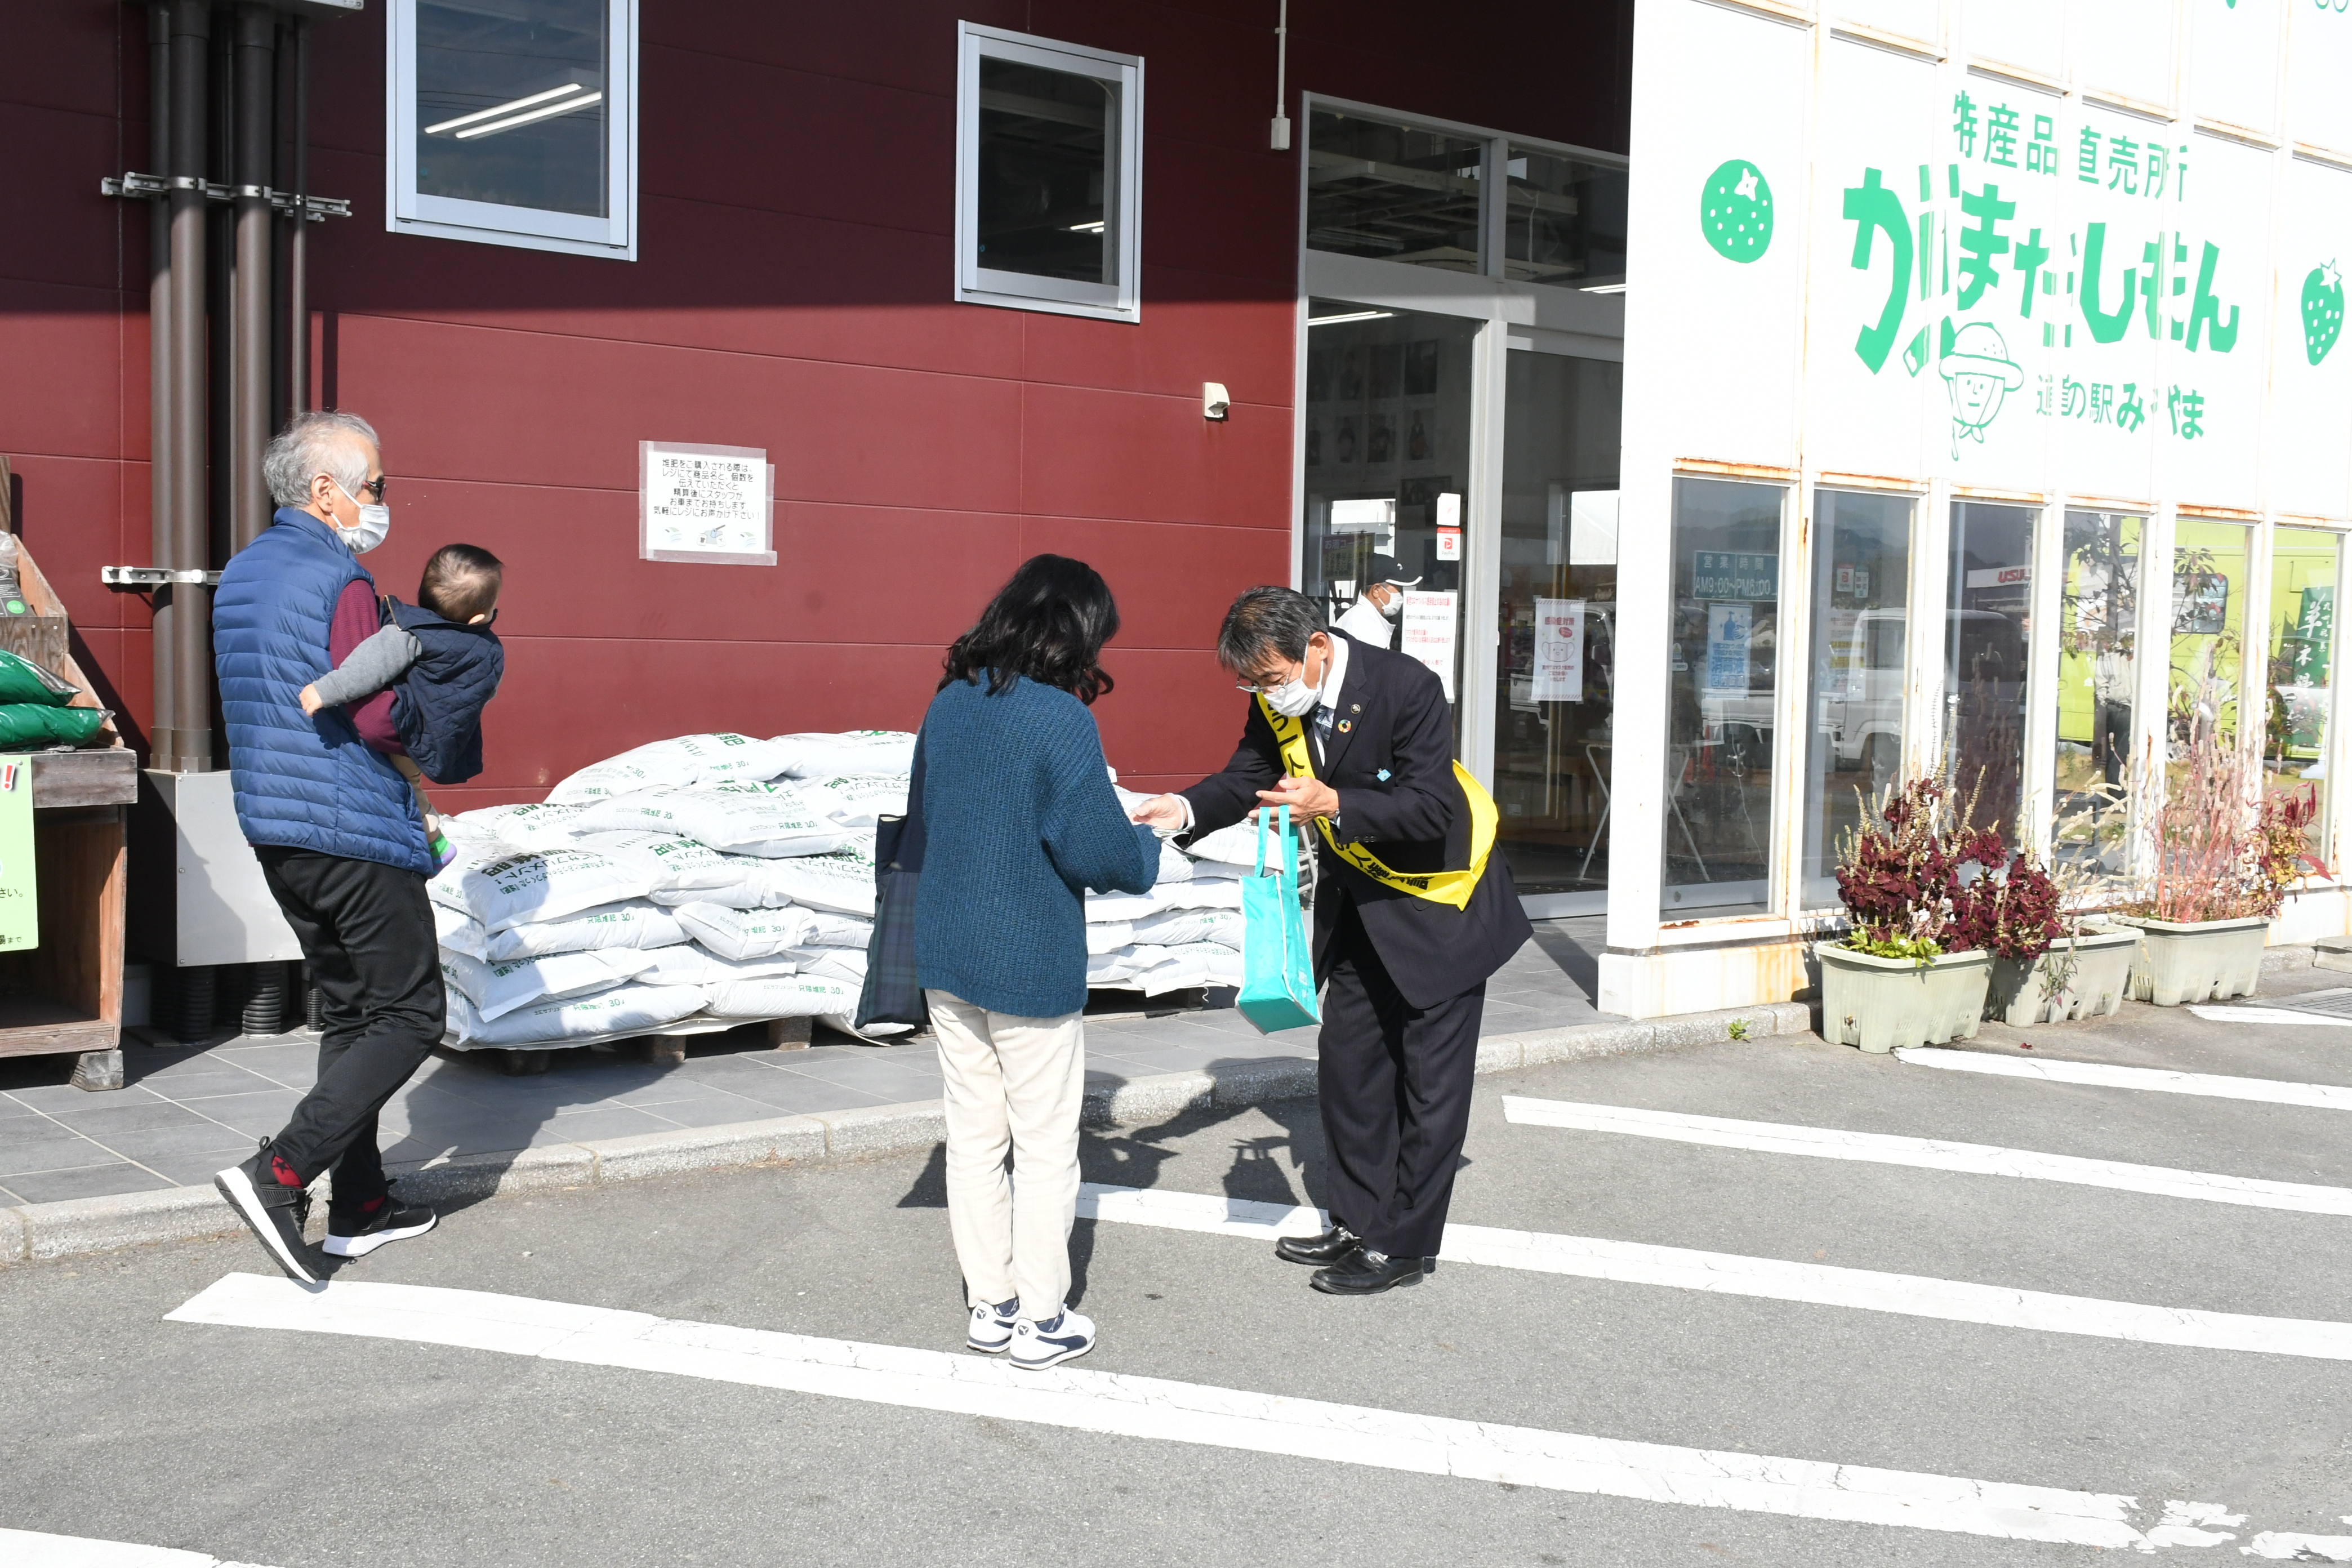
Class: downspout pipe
163,0,212,773
148,2,171,763
286,16,308,421
230,3,274,553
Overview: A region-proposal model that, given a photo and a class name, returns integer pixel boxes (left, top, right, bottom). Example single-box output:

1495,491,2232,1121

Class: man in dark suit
1133,586,1531,1295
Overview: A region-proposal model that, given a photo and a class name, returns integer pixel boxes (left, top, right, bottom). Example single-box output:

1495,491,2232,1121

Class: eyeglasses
1233,663,1301,695
324,473,389,501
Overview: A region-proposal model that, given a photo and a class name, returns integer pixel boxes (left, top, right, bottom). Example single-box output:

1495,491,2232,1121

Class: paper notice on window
0,755,35,951
640,441,776,565
1705,602,1752,693
1530,598,1585,702
1401,590,1459,701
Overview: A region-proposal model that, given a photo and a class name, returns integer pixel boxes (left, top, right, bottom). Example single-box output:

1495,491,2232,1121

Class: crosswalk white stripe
1894,1046,2352,1111
0,1529,275,1568
1500,1097,2352,1216
2187,1005,2352,1027
166,1271,2248,1553
1076,1184,2352,1361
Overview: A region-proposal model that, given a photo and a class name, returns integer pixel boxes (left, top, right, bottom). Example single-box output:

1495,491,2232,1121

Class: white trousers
928,989,1086,1321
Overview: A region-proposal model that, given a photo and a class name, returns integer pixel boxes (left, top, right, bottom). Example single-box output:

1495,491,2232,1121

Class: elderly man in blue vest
210,411,443,1282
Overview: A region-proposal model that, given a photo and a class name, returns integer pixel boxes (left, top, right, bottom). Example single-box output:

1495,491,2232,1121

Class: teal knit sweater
913,674,1159,1017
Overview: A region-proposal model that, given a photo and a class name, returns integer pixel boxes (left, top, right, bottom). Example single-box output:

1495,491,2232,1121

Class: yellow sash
1257,695,1499,910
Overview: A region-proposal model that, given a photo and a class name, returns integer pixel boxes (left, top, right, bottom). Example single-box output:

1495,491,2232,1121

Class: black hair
420,543,502,623
939,554,1119,705
1215,586,1321,672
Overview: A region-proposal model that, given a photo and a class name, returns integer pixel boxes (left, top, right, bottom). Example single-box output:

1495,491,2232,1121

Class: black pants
1316,899,1485,1261
254,846,444,1206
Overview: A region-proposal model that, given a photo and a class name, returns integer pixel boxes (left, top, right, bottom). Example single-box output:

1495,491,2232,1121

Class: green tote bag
1236,804,1320,1034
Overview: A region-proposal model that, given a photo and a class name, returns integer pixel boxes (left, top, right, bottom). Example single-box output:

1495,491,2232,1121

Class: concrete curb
0,1001,1798,1267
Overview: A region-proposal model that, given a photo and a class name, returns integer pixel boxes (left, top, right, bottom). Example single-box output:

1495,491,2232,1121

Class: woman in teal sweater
915,555,1159,1370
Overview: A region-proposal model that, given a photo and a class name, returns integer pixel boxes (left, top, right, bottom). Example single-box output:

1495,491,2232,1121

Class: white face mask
1379,592,1404,621
331,477,391,554
1259,653,1322,718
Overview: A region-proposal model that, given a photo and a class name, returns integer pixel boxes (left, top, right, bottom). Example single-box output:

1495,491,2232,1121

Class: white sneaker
966,1295,1019,1353
1009,1306,1096,1370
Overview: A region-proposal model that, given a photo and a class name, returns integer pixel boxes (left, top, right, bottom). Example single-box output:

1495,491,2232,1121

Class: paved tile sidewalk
0,917,1606,1209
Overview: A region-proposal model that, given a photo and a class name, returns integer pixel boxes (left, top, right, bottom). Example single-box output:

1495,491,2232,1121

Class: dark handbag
854,731,929,1034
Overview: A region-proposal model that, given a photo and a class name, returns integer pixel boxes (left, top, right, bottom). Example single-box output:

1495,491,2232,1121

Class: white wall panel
1964,0,2062,80
2190,0,2282,136
2077,0,2179,109
2288,4,2352,157
2270,157,2352,518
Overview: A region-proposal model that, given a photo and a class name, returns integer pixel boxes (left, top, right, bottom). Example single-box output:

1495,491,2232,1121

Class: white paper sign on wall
1531,598,1585,702
1401,590,1459,701
640,441,777,565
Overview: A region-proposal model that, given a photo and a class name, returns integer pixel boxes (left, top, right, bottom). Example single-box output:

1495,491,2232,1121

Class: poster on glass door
1401,590,1459,701
1530,598,1585,702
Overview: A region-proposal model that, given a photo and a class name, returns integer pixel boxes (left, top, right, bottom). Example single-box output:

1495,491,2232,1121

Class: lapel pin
1337,720,1352,733
1351,703,1361,712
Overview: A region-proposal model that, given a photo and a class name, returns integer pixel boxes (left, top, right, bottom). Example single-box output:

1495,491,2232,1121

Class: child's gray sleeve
309,623,422,708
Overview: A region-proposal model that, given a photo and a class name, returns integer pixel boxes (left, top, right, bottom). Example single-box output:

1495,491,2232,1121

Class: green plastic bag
0,703,108,747
0,649,78,707
1236,804,1320,1035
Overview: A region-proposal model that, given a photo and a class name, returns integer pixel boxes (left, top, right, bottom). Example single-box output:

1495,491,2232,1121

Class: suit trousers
1316,897,1485,1262
928,990,1086,1321
254,847,445,1207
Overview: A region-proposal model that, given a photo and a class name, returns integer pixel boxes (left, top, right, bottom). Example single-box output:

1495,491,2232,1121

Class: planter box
1819,946,1992,1054
2114,915,2270,1006
1985,925,2144,1026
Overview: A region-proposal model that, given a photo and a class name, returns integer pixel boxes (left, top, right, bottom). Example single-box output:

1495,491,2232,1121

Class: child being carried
300,544,506,867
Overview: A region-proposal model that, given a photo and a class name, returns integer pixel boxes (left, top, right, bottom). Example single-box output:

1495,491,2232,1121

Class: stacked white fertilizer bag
427,730,912,1051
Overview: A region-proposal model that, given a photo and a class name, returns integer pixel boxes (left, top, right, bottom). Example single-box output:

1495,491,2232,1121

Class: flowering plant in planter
1836,776,2061,963
2124,680,2324,923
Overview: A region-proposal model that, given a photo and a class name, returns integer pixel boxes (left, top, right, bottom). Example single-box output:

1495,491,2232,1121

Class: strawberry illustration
2304,261,2344,366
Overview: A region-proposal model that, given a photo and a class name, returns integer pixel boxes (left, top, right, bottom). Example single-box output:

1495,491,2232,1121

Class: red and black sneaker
324,1191,438,1259
212,1139,317,1285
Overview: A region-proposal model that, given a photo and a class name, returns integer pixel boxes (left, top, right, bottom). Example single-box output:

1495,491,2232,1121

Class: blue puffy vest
213,509,431,874
385,596,504,786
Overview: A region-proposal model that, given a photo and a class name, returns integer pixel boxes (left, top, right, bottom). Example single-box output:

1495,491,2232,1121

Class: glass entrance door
1494,345,1623,911
1300,301,1483,732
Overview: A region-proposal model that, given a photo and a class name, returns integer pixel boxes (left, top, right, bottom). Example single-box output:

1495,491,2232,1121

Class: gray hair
262,411,380,507
1216,586,1322,672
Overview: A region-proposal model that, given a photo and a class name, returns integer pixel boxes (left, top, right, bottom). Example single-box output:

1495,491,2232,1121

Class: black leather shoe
1309,1246,1426,1295
1275,1224,1359,1267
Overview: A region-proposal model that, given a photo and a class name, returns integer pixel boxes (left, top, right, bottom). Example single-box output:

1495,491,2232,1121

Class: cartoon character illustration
1938,319,2024,459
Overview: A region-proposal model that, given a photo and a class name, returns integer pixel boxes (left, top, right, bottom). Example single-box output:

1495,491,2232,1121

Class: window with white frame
956,23,1143,323
388,0,637,260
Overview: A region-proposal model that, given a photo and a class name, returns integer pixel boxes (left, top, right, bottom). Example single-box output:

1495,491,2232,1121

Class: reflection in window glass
1944,504,2035,852
2168,519,2250,769
1494,350,1623,898
1504,147,1627,287
1664,478,1783,917
1801,491,1913,907
2052,510,2141,872
1299,302,1480,735
977,56,1117,284
1306,111,1485,271
2265,526,2338,870
416,0,608,217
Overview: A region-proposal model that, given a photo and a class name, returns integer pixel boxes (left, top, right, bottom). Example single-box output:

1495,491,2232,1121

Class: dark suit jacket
1178,630,1531,1010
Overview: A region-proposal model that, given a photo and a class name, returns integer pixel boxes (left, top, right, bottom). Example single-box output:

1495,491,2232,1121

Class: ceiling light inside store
456,90,603,140
1308,309,1395,327
1067,219,1107,233
1580,283,1628,295
426,83,595,137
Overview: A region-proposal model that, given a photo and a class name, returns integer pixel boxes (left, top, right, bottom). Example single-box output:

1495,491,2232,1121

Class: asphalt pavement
6,990,2352,1566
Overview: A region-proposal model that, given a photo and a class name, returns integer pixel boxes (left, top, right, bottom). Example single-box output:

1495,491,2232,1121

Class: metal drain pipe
161,0,212,773
146,2,171,729
230,4,275,552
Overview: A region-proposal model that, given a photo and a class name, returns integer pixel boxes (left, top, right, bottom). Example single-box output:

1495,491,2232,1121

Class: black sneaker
212,1139,317,1284
324,1195,438,1259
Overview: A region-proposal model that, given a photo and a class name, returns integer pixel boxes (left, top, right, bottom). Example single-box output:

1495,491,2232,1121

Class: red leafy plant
1836,775,2061,962
2129,679,2326,921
